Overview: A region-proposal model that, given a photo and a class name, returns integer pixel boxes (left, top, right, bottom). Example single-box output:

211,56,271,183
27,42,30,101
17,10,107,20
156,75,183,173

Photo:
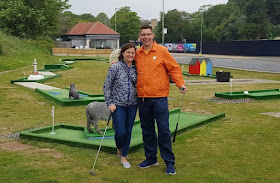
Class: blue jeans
137,97,175,165
112,104,137,157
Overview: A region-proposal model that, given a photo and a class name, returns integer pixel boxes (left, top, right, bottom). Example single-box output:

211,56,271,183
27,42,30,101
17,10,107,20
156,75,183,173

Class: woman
103,43,137,168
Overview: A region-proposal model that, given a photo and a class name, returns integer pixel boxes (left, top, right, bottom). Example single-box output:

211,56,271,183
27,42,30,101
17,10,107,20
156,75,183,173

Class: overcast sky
68,0,228,20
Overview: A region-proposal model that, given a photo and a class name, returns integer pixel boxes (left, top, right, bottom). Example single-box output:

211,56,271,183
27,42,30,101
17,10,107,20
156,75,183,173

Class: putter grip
106,113,112,125
173,123,179,143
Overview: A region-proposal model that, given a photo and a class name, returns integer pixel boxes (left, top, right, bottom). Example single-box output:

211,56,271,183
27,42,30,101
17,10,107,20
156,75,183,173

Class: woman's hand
109,104,117,113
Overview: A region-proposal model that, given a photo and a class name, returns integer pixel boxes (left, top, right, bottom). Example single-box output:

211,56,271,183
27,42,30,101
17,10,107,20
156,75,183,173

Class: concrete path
260,112,280,118
38,71,56,76
14,82,59,90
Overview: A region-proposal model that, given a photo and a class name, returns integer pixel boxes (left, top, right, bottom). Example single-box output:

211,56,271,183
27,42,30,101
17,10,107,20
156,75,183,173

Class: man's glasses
140,33,153,37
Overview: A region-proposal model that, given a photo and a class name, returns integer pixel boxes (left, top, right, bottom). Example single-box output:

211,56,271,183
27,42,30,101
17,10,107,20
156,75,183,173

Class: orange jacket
135,41,185,98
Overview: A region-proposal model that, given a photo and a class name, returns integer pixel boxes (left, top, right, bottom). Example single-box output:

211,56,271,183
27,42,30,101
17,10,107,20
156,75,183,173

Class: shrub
37,39,55,51
29,36,55,54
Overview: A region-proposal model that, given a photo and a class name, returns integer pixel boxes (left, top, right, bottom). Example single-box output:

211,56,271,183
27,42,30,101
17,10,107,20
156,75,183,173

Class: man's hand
110,60,118,65
180,85,187,94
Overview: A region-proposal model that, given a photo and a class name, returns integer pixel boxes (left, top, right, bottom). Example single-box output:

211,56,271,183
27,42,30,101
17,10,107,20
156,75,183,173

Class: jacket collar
119,59,135,67
139,41,158,53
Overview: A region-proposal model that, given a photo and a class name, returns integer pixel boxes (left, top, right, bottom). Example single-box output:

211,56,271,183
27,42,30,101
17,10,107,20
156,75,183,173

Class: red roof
64,22,119,35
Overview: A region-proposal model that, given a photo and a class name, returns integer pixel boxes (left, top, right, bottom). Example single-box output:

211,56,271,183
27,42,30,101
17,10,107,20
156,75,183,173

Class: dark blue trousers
137,97,175,165
112,104,137,157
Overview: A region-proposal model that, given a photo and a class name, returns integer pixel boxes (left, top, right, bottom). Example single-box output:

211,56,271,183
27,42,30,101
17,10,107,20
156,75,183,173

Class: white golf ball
244,91,249,94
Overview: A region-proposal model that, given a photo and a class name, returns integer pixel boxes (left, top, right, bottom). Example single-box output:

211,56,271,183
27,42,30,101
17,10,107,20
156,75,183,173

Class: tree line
0,0,279,46
155,0,280,43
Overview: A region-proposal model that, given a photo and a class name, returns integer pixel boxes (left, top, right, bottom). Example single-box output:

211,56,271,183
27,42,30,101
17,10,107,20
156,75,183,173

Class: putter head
89,170,97,176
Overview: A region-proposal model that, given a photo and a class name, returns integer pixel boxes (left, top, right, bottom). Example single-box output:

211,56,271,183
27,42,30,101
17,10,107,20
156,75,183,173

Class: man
134,25,187,175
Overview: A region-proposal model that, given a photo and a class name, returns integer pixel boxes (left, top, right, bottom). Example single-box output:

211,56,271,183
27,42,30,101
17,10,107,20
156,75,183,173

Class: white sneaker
121,160,131,168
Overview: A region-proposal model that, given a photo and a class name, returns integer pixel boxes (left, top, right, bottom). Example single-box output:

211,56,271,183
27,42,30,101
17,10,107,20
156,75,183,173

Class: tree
58,11,79,35
238,23,259,40
0,0,70,39
213,14,242,41
266,0,280,25
96,13,110,27
228,0,247,9
79,13,96,22
228,0,280,40
155,9,191,43
204,3,240,29
110,7,140,44
244,0,269,39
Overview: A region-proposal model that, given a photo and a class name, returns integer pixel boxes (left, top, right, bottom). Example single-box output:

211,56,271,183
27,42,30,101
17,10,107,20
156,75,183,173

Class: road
171,53,280,74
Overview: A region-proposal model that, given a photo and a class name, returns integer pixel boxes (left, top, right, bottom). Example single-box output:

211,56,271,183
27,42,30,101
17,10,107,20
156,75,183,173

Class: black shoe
166,164,176,175
138,159,158,169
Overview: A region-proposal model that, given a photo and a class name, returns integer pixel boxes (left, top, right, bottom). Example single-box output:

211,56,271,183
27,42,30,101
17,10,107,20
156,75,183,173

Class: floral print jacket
103,60,137,107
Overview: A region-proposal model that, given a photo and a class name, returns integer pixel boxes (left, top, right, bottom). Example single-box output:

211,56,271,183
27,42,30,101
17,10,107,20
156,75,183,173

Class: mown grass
0,56,280,183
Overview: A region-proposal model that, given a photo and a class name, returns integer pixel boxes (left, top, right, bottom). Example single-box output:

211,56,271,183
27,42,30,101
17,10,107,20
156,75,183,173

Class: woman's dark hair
118,43,136,60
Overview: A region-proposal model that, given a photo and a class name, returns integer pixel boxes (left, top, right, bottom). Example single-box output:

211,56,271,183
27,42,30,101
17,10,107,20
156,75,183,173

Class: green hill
0,30,54,72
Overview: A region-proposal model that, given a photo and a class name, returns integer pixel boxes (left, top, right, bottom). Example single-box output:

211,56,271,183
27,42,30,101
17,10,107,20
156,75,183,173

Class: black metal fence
199,40,280,56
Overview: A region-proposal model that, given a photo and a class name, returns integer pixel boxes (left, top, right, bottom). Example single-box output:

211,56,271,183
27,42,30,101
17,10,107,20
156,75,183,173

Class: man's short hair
140,24,152,31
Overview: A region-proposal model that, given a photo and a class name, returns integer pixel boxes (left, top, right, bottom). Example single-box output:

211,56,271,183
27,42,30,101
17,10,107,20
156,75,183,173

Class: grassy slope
0,33,280,183
0,31,54,72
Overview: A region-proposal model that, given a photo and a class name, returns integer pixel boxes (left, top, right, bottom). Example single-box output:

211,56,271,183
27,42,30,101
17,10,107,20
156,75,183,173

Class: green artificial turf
20,109,225,153
42,64,73,71
10,74,61,83
215,88,280,100
35,88,104,106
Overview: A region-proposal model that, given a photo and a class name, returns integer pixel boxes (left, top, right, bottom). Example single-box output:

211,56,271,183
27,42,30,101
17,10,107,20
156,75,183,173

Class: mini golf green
10,74,61,83
42,64,73,71
20,109,225,153
215,88,280,100
35,88,104,106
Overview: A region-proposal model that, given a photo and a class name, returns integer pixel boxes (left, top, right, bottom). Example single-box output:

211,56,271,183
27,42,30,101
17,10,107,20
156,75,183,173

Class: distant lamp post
114,8,120,49
114,8,120,32
199,4,210,56
199,7,203,56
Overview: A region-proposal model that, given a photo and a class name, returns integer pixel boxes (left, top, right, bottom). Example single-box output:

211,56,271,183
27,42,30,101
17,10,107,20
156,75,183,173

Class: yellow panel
200,60,207,76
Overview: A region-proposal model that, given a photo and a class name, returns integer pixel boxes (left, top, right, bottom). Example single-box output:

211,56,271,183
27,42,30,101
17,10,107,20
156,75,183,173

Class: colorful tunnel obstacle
189,58,212,76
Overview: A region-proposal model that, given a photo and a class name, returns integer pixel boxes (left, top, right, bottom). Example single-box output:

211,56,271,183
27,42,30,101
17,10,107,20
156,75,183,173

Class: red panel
189,61,200,75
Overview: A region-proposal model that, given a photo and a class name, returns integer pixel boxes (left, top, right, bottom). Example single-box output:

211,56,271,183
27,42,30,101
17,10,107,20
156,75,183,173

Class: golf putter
173,74,189,143
89,112,112,176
